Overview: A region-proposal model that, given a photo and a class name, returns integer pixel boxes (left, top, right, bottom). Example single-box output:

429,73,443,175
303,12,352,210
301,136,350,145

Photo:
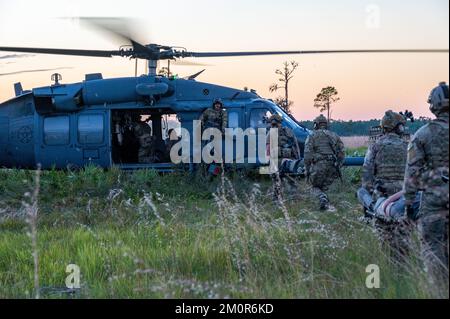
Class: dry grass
0,166,447,299
342,136,369,149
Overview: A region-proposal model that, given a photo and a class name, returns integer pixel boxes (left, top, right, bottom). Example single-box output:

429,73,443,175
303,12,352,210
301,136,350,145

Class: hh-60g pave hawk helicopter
0,19,448,172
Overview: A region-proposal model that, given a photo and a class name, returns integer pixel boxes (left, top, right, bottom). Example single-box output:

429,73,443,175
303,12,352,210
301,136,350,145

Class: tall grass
0,165,447,299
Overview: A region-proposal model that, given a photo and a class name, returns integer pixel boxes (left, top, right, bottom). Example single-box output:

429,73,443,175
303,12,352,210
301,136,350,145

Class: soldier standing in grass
357,110,411,261
199,99,228,175
404,82,449,286
304,114,345,212
267,114,299,202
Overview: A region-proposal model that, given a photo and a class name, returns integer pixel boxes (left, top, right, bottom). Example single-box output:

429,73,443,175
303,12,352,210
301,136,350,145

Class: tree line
299,119,429,136
269,61,431,136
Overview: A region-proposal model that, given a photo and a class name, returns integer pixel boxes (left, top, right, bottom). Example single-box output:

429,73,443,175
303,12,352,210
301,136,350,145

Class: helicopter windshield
262,100,309,132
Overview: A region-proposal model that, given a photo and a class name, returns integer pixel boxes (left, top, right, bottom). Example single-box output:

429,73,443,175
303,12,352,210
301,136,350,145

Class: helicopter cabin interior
110,104,278,169
111,109,180,167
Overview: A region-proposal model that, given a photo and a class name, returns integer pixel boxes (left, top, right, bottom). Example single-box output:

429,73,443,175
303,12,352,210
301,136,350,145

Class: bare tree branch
269,61,299,114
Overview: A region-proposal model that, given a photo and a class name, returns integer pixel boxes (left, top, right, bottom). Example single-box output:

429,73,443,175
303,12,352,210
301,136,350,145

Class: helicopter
0,19,448,172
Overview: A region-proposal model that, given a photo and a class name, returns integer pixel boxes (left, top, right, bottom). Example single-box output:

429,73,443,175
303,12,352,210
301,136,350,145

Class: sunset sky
0,0,448,120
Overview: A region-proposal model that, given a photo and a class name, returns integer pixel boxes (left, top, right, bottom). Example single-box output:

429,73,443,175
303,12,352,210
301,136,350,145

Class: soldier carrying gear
199,99,228,175
363,110,409,198
304,114,345,211
358,110,410,261
269,114,300,160
380,110,407,134
404,82,449,286
200,98,228,133
267,114,300,202
130,114,158,164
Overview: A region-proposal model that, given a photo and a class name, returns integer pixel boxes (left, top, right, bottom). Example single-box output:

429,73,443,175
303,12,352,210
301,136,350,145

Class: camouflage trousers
308,160,339,188
415,188,449,286
375,219,414,264
418,210,449,286
271,165,298,202
308,160,339,210
272,173,282,202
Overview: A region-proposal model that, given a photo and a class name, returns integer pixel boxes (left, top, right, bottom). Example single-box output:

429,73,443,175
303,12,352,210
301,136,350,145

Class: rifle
332,154,343,183
324,131,343,183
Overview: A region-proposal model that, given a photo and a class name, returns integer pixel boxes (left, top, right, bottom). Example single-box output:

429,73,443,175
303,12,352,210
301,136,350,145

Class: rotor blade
187,49,449,58
74,17,150,53
0,67,73,77
0,53,35,60
0,46,121,58
171,60,212,67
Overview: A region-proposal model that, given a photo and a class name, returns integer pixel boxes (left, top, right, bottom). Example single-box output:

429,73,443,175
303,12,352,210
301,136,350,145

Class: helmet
428,82,449,115
212,98,223,108
380,110,406,131
314,114,328,126
269,114,283,124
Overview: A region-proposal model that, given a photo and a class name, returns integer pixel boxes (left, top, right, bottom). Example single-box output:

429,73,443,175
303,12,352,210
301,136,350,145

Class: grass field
341,136,369,149
0,157,448,299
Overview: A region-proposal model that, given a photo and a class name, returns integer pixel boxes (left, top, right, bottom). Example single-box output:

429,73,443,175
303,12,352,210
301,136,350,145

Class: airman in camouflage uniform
200,98,228,133
131,114,157,163
199,99,228,175
267,114,300,201
358,110,411,261
304,115,345,211
404,82,449,285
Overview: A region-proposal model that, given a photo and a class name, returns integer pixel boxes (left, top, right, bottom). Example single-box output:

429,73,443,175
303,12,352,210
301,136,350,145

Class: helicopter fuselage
0,74,362,170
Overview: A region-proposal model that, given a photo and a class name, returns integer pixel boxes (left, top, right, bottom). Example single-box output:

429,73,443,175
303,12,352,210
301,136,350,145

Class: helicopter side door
37,110,110,169
74,110,110,167
38,114,78,169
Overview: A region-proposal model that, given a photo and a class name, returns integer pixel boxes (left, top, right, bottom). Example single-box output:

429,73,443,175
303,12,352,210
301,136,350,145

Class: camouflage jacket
304,129,345,169
200,108,228,132
404,114,449,205
132,122,153,148
362,133,408,196
266,126,300,159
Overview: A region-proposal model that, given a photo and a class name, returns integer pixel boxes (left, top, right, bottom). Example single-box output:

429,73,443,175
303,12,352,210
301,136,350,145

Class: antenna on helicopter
51,73,62,86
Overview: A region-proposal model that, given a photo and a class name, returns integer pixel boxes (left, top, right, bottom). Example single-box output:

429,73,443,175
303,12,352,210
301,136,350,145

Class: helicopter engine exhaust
32,77,170,114
82,77,169,105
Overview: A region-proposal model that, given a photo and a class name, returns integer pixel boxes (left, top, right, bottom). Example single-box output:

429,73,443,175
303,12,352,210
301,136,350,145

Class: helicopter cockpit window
44,116,70,146
250,109,273,129
228,111,240,129
78,114,104,144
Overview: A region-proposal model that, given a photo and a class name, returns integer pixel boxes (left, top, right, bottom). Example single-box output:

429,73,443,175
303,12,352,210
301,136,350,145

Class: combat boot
319,194,329,211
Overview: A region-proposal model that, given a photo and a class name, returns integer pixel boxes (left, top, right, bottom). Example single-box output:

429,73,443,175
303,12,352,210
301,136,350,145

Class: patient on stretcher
357,188,421,221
